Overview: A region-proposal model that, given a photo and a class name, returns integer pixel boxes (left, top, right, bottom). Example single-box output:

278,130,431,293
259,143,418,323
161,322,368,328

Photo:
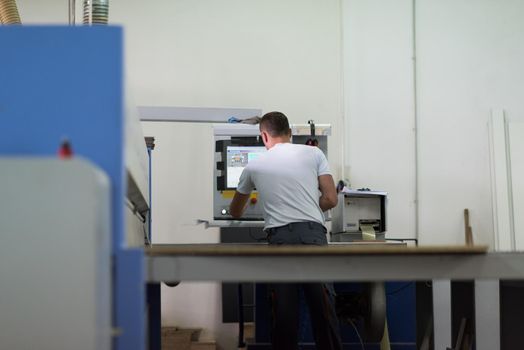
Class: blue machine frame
0,26,145,350
253,282,416,349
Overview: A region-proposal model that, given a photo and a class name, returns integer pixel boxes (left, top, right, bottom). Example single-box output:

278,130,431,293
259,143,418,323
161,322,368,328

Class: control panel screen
226,146,266,188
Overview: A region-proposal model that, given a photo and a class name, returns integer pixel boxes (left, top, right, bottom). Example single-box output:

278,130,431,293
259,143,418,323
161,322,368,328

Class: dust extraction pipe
0,0,21,24
83,0,109,25
69,0,76,25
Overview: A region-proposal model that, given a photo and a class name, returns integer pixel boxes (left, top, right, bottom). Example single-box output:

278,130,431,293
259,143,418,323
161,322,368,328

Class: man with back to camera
229,112,343,350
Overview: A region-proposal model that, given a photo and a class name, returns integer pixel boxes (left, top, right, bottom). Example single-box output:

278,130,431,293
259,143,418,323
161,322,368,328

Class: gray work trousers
266,222,343,350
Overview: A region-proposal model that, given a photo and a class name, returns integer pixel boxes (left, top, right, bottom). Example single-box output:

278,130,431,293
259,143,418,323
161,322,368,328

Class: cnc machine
213,123,331,222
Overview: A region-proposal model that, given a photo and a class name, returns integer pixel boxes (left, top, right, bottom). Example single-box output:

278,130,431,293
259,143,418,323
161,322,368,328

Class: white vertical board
489,111,514,251
416,0,524,246
509,122,524,250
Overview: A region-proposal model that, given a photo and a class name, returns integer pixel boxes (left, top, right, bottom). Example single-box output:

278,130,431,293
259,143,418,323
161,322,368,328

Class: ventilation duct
0,0,21,24
83,0,109,25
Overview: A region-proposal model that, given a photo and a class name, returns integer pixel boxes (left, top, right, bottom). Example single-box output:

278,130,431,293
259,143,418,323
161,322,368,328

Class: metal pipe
69,0,76,26
338,0,347,184
412,0,420,241
83,0,108,25
0,0,22,24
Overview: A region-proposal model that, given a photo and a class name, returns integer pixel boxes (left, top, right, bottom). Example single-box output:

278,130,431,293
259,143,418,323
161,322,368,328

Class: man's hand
318,174,338,211
230,191,250,218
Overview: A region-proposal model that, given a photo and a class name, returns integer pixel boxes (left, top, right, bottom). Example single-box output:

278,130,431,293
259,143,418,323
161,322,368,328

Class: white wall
416,0,524,245
111,0,344,182
343,0,416,240
343,0,524,246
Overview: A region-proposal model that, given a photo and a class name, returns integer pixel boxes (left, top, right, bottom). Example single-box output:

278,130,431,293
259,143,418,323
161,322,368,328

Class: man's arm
318,174,338,211
230,191,250,218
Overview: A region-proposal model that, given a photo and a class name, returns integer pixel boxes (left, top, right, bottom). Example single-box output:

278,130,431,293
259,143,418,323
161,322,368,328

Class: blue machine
0,26,146,350
252,282,416,349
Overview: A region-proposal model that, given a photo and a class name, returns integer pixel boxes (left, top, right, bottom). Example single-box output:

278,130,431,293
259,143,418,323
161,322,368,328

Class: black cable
237,283,246,348
346,318,365,350
142,224,150,246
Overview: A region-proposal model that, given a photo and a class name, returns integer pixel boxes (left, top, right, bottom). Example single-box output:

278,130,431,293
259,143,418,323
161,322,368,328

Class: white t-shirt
236,142,331,230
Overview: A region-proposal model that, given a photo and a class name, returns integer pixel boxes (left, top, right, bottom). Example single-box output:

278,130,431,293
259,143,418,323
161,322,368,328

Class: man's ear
261,131,269,144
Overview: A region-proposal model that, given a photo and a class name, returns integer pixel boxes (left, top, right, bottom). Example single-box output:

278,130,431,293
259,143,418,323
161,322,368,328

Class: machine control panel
213,124,330,222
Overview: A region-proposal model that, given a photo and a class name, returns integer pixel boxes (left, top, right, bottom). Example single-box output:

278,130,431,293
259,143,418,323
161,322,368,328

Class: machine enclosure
331,190,387,241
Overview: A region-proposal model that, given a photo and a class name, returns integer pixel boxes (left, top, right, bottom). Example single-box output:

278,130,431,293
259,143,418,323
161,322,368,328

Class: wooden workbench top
146,243,489,256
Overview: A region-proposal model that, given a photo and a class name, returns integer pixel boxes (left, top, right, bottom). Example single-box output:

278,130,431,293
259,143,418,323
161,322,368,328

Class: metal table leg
475,280,500,350
433,280,452,349
147,283,162,350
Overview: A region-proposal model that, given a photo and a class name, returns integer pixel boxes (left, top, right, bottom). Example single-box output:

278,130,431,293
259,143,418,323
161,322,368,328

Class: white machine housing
0,159,111,350
331,190,387,241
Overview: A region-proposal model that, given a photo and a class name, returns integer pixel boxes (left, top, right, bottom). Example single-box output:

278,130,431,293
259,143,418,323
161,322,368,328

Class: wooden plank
464,209,474,246
146,243,488,256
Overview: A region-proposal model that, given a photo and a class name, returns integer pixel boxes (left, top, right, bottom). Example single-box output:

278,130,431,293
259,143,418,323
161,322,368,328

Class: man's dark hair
260,111,290,137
